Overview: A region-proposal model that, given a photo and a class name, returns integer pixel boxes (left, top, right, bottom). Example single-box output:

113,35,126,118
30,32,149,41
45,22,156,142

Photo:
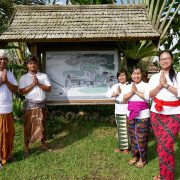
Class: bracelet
165,85,170,89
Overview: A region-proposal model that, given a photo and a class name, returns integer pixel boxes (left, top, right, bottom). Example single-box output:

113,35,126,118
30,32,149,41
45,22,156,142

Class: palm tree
117,41,158,72
116,0,179,71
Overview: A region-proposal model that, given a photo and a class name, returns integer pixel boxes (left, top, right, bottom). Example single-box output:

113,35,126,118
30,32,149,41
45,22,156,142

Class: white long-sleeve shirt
106,83,128,115
145,71,180,115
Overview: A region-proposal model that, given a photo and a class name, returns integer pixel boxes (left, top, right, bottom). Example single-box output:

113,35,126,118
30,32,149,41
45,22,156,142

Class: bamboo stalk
160,4,180,39
159,0,175,32
155,0,166,29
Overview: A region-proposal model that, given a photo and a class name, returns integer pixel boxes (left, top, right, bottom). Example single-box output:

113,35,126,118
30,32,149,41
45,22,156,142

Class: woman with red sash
146,50,180,180
120,66,150,168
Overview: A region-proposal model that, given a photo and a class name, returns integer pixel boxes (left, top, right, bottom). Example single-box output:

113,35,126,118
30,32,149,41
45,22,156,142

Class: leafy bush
13,96,24,120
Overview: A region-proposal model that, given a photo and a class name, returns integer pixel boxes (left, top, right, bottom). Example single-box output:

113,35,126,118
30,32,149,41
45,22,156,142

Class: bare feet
114,148,129,154
41,142,52,152
153,175,161,180
41,142,48,150
1,160,6,165
24,145,30,158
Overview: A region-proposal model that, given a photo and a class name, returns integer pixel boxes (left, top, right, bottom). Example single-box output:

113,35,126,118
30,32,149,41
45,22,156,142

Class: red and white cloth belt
154,97,180,112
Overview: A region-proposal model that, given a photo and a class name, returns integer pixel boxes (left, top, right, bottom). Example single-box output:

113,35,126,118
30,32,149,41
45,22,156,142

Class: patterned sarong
0,113,15,164
116,114,129,150
127,117,149,161
150,112,180,180
24,99,46,110
24,99,47,144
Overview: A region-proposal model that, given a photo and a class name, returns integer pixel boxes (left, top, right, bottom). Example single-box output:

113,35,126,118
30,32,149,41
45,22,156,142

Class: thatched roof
0,5,160,42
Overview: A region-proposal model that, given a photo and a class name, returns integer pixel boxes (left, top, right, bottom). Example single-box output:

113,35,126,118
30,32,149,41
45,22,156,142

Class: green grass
0,119,180,180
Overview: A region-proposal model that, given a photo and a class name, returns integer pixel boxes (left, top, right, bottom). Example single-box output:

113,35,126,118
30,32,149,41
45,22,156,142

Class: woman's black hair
159,50,176,82
131,65,142,74
116,68,127,79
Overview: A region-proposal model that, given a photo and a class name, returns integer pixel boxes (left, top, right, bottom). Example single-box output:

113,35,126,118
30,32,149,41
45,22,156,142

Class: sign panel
46,51,118,104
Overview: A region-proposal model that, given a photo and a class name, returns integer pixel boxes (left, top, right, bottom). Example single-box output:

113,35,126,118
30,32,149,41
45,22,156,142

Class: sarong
0,113,15,164
24,99,47,144
150,112,180,180
127,117,149,161
116,114,129,150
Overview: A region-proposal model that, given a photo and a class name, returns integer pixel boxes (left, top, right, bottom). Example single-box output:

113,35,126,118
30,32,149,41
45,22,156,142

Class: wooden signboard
46,51,118,105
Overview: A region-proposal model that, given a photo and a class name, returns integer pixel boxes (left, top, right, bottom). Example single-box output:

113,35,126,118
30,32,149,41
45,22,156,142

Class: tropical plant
13,97,24,119
0,0,14,34
116,0,180,71
117,41,158,71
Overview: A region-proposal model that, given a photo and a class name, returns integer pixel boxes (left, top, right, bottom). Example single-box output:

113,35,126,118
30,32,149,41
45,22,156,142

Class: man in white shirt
19,56,51,156
0,50,18,167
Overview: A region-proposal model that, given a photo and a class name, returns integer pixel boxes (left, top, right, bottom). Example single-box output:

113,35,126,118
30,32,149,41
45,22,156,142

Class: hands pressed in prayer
32,75,39,86
131,82,137,94
1,70,8,84
159,71,167,88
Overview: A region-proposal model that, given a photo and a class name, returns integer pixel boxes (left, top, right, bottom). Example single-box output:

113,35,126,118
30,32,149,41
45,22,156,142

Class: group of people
106,50,180,180
0,52,51,169
0,49,179,179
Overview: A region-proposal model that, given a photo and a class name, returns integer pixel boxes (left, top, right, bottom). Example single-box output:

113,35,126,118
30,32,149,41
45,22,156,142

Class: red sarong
150,112,180,180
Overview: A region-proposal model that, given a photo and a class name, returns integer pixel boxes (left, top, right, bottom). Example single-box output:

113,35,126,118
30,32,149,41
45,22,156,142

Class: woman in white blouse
146,50,180,180
121,66,150,168
106,68,129,154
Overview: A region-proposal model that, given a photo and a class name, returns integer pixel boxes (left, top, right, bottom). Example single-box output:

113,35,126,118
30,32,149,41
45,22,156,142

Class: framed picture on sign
46,51,118,105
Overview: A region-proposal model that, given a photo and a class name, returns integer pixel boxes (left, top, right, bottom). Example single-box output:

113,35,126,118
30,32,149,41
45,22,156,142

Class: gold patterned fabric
0,113,15,164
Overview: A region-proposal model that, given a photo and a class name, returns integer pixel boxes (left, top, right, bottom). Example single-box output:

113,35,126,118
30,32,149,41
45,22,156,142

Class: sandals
128,158,138,165
135,160,146,168
41,143,52,152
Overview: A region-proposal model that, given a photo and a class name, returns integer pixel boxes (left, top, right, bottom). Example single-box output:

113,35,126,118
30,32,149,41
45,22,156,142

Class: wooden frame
46,50,118,105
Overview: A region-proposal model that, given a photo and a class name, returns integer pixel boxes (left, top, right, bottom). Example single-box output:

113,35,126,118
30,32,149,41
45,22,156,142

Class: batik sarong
24,99,47,144
0,113,15,164
150,112,180,180
116,114,129,150
127,117,149,161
